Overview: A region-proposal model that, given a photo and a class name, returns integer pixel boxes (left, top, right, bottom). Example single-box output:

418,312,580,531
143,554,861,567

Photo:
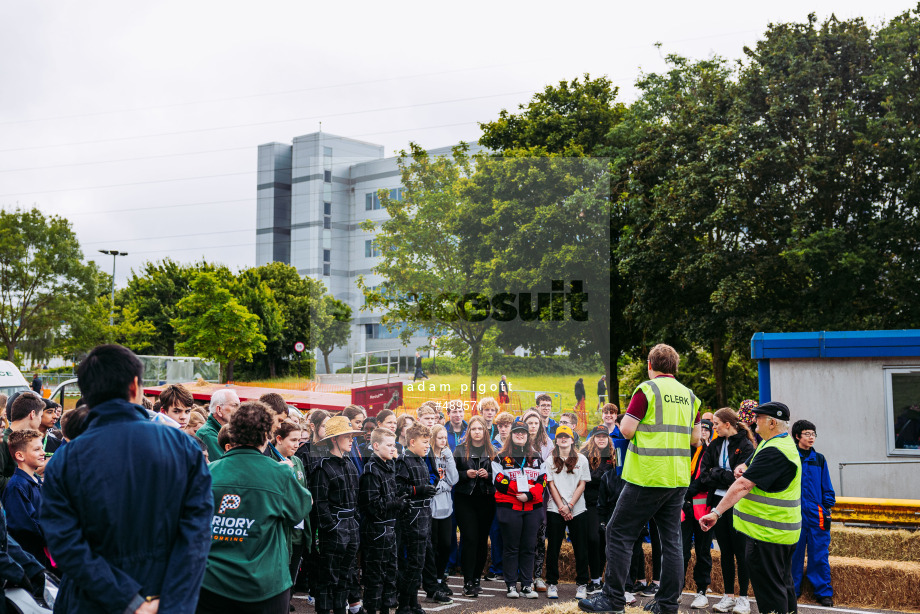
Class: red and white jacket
492,448,546,511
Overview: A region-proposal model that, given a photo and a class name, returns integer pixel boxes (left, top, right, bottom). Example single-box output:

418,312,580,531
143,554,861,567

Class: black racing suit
311,454,360,613
359,454,404,613
396,451,436,609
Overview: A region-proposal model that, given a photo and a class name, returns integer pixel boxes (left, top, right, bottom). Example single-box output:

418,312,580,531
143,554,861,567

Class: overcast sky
1,0,914,287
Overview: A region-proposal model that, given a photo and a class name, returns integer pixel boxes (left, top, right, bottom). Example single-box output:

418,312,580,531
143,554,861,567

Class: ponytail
714,407,755,445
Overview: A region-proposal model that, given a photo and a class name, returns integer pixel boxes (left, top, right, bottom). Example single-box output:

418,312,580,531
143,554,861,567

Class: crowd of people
0,343,836,614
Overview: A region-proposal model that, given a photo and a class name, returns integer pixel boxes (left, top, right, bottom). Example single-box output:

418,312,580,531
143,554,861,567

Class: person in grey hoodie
425,424,459,602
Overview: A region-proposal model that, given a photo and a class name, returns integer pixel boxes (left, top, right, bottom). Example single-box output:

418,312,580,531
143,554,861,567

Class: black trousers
315,521,360,611
424,516,453,590
713,507,749,596
362,520,398,611
602,483,685,614
290,542,305,595
397,506,432,606
496,506,542,587
197,587,290,614
746,538,797,614
546,511,589,585
454,493,495,583
584,504,606,580
681,511,713,592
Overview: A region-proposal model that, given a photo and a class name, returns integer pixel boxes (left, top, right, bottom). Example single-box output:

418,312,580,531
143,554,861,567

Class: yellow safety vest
622,377,700,488
734,433,802,545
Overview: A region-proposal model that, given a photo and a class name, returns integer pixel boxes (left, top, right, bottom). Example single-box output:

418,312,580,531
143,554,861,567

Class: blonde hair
477,397,500,415
370,427,396,448
416,403,438,419
185,411,205,432
494,411,514,427
429,424,448,456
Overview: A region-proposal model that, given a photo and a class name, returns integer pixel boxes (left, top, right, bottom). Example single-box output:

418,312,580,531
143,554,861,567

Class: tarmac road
292,576,908,614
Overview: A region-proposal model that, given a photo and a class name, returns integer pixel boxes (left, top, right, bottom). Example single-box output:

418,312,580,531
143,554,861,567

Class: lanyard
721,440,729,470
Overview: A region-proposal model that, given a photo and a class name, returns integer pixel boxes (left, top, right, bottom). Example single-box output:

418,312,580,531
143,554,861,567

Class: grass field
242,371,617,427
405,372,611,425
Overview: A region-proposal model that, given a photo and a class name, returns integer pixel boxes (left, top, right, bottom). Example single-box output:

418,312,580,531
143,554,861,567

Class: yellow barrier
834,496,920,527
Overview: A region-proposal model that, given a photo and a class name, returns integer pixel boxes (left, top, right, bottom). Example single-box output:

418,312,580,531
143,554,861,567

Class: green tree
360,143,493,396
613,54,758,406
234,269,285,377
171,272,266,381
477,75,631,398
248,262,327,375
121,259,233,355
0,207,98,361
57,297,157,357
735,14,915,331
313,296,352,374
461,155,613,384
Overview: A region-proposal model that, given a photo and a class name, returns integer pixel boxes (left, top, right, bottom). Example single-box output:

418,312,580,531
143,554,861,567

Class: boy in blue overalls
791,420,835,607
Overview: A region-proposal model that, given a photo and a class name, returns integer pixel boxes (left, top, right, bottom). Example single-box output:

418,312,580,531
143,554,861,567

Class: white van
0,360,30,398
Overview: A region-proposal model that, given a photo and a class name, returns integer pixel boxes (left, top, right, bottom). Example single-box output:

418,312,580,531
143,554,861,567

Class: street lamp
98,250,128,326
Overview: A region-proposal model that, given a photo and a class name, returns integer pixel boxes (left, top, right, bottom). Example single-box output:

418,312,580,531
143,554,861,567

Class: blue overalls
792,447,836,598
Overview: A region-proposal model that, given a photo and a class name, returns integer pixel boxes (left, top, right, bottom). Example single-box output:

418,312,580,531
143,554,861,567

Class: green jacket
202,447,312,602
197,415,224,461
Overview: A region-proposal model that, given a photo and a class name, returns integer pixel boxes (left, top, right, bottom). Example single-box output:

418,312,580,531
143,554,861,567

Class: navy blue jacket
799,446,836,529
446,421,468,452
2,468,46,565
41,398,213,613
0,498,43,584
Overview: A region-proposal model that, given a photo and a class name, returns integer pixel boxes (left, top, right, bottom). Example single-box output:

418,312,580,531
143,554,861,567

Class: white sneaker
625,592,637,606
547,585,558,599
521,585,539,599
691,592,709,609
506,585,519,599
575,585,588,600
733,596,751,614
714,595,736,612
534,578,547,591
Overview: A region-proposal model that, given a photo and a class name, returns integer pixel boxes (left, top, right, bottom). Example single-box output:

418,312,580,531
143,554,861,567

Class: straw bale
829,525,920,562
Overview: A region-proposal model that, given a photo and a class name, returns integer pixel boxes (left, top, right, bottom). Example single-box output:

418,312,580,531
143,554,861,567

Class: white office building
256,132,464,372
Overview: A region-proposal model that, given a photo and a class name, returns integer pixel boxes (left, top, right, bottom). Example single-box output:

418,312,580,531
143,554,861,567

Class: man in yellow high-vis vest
579,344,702,614
699,402,802,614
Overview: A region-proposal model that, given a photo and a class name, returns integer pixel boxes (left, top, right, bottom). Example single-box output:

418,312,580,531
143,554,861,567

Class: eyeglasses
800,431,817,438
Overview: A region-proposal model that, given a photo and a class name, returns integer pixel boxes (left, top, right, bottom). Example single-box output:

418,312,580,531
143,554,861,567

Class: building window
323,146,333,156
389,187,404,201
324,170,332,183
323,249,331,263
886,367,920,455
365,323,380,339
365,239,380,258
324,202,331,215
323,263,331,276
365,193,381,211
323,216,331,229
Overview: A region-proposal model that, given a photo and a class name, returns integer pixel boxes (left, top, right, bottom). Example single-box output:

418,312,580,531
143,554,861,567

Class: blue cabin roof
751,330,920,360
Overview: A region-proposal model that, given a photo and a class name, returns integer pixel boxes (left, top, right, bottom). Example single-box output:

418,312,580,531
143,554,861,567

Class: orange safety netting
395,390,588,436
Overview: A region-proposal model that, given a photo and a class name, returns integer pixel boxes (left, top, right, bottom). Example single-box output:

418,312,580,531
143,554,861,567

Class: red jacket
492,450,546,511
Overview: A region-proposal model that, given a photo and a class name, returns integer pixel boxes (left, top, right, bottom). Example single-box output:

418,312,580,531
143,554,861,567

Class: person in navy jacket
40,344,213,614
791,419,836,606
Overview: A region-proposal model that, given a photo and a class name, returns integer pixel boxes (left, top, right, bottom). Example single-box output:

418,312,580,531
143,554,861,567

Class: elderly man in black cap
699,402,802,614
